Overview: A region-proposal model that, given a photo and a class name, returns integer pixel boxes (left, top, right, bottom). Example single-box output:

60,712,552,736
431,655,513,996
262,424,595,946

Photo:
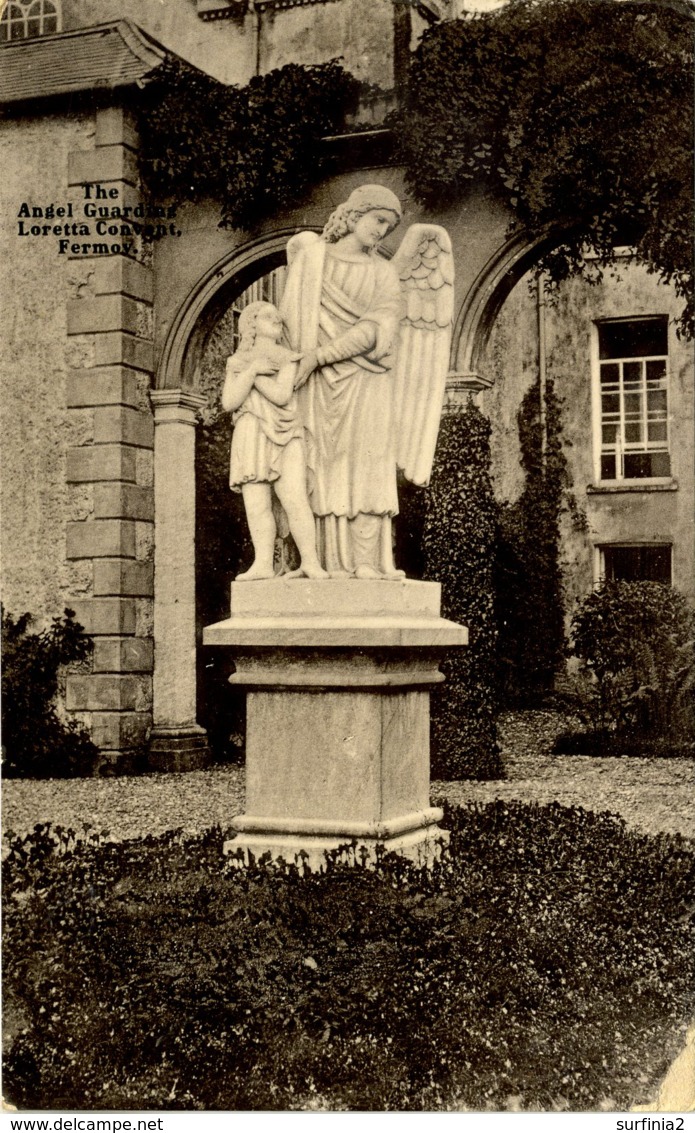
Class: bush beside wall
423,403,503,780
1,609,99,779
567,581,695,747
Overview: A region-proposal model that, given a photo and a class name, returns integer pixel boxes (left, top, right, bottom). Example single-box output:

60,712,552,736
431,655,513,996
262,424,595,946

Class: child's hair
237,300,280,351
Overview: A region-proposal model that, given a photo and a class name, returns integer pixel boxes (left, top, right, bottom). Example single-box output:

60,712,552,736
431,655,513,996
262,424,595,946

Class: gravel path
435,711,695,842
3,711,694,848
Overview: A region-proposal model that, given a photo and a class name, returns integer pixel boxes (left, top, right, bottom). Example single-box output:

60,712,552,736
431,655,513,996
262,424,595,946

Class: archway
150,232,308,766
148,219,565,765
451,229,565,379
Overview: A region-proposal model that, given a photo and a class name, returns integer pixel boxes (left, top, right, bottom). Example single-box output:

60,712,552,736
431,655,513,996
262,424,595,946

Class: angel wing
391,224,454,487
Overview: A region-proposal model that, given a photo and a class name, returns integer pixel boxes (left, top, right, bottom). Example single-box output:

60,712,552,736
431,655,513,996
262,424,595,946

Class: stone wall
64,107,156,769
1,104,156,770
0,110,94,624
257,0,396,87
60,0,256,86
481,259,695,615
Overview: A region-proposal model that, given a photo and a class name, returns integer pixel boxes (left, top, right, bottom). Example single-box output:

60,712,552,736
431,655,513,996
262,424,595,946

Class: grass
3,800,694,1111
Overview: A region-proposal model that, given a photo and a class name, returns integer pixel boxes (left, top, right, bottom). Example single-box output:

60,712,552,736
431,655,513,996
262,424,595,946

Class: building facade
2,0,692,771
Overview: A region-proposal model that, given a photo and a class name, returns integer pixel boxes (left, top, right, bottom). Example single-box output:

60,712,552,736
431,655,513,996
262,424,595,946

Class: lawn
3,799,694,1111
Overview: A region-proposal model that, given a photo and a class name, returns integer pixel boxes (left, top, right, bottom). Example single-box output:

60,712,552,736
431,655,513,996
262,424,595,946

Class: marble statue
210,192,464,869
280,183,454,579
221,300,329,580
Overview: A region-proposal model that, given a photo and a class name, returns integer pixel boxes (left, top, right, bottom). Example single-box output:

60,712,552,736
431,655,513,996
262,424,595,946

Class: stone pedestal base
225,810,449,871
203,579,467,870
147,723,210,773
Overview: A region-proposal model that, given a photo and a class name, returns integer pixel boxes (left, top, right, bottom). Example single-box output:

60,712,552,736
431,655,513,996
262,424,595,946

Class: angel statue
280,183,454,579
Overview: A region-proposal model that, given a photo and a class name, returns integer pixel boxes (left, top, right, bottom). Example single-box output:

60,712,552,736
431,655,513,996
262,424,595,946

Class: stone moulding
206,619,465,648
231,807,444,839
228,665,444,688
223,808,448,871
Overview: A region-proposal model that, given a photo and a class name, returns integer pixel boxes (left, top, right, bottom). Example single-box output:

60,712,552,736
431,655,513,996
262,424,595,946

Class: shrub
3,803,694,1111
423,403,503,780
553,729,694,759
1,608,99,779
569,581,695,741
196,415,251,763
495,377,568,703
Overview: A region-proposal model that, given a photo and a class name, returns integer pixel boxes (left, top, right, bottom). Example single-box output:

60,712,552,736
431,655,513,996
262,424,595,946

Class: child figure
221,300,329,581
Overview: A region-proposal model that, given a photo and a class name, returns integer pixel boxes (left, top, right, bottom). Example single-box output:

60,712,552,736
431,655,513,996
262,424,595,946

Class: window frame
594,542,673,586
0,0,61,42
591,315,672,486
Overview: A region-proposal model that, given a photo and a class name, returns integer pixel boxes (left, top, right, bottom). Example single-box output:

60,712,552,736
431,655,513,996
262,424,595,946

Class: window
0,0,60,42
597,316,670,481
600,544,672,584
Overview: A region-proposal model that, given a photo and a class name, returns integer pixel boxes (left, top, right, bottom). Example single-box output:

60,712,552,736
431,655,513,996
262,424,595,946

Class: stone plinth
203,579,467,869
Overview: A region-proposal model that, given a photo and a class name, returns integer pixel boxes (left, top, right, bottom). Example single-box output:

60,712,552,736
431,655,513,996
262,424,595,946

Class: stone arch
156,228,312,391
452,228,567,379
149,219,568,767
150,229,311,769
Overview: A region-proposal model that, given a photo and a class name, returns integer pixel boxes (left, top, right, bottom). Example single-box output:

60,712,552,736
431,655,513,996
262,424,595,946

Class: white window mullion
640,359,648,455
617,361,626,480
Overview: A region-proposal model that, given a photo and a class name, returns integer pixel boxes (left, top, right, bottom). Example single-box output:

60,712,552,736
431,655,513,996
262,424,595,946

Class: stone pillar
149,389,209,771
443,370,494,414
65,105,155,773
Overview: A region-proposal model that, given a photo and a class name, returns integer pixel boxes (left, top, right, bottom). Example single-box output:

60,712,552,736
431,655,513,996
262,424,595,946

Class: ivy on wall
495,377,568,703
137,2,693,338
139,57,360,230
423,403,503,781
396,0,694,336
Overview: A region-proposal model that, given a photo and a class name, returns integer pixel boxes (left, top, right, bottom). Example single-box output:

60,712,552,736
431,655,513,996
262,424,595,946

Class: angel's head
323,184,402,246
237,301,284,351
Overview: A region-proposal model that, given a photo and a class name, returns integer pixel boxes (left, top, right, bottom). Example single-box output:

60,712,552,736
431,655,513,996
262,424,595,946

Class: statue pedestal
203,579,467,869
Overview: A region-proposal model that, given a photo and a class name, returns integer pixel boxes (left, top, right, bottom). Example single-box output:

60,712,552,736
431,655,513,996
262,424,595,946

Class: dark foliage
196,418,252,763
495,377,568,702
4,803,693,1110
139,57,360,231
396,0,694,336
1,609,99,779
553,729,694,759
423,404,502,780
394,475,428,581
569,581,695,741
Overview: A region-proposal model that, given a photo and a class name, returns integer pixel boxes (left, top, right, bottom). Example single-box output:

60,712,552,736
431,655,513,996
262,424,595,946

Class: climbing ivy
396,0,694,336
139,57,360,230
495,377,568,702
138,4,693,335
423,403,503,780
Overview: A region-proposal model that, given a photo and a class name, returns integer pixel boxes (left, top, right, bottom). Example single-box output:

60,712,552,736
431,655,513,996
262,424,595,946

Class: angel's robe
281,237,404,574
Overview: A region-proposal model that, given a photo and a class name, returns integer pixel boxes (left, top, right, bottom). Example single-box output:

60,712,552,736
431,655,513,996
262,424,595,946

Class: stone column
149,388,209,770
443,370,494,414
65,106,155,774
